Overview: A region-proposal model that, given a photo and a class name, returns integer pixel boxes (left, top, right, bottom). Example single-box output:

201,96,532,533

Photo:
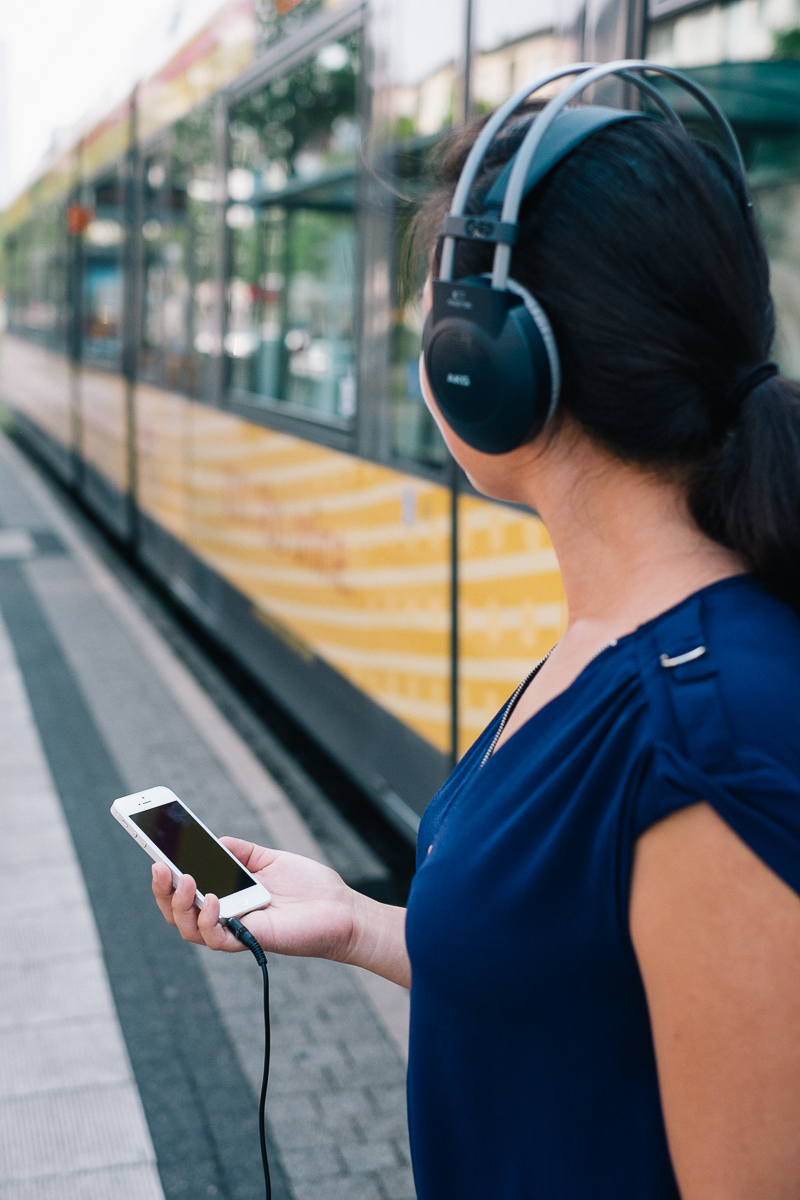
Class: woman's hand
151,837,411,988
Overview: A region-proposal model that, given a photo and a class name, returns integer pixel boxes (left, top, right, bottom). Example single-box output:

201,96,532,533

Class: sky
0,0,223,207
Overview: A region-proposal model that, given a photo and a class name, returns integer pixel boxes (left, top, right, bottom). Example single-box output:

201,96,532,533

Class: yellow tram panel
458,495,567,755
1,339,570,764
1,339,74,454
136,385,454,752
80,370,130,493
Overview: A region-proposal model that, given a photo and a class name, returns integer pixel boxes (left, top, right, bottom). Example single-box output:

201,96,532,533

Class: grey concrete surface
0,605,164,1200
0,432,415,1200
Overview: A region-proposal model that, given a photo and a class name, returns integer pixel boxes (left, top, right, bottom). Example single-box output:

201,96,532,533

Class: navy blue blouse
405,576,800,1200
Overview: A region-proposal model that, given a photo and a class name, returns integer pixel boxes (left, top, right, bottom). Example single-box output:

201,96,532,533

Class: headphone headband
439,59,746,286
491,60,746,288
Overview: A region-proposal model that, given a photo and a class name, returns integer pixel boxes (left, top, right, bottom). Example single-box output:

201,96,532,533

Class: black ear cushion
423,301,553,454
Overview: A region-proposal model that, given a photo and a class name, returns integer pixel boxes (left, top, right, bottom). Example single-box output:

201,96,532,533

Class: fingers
197,895,242,952
152,866,242,952
220,836,282,874
152,863,177,925
169,873,206,944
152,865,200,942
219,836,254,862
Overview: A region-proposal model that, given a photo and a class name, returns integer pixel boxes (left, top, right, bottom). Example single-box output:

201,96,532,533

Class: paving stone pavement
0,433,416,1200
0,604,164,1200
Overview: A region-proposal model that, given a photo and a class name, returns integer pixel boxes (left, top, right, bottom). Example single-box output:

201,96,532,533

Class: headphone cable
227,917,272,1200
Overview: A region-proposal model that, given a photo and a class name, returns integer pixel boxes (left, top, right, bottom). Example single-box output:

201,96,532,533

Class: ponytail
689,376,800,611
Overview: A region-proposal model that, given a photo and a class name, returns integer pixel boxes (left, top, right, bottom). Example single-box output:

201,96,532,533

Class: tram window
390,148,447,467
645,11,800,383
472,0,556,112
375,0,560,468
140,148,175,386
226,35,359,420
753,139,800,381
383,0,462,139
82,173,124,367
4,207,69,353
367,0,462,467
139,107,217,399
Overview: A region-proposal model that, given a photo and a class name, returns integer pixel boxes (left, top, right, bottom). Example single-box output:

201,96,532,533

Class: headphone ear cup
504,278,561,422
422,277,560,454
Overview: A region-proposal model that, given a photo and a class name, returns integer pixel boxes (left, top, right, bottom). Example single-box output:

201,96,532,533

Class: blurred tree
773,28,800,59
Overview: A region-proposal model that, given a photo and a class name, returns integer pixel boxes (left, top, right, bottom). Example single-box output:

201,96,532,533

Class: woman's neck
518,430,745,639
488,429,746,751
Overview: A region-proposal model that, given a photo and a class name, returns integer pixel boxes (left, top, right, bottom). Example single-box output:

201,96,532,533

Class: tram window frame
377,134,451,476
120,0,463,481
354,0,467,481
223,24,364,452
218,0,458,480
4,203,71,355
139,138,174,389
119,0,456,480
79,165,127,373
136,102,221,402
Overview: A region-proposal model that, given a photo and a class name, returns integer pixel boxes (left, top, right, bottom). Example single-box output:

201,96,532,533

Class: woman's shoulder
635,575,800,772
706,572,800,677
631,577,800,895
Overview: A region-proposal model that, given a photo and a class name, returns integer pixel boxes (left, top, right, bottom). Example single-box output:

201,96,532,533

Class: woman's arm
151,836,411,989
630,802,800,1199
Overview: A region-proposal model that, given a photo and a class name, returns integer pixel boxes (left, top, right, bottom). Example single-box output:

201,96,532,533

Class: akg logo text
447,373,471,387
447,289,472,310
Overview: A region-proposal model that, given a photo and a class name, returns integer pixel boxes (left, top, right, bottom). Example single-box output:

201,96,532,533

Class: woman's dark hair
415,112,800,611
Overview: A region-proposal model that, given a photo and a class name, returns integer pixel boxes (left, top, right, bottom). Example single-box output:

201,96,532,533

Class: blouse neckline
481,572,752,768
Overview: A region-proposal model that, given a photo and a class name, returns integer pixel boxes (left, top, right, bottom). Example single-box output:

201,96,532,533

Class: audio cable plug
227,916,268,965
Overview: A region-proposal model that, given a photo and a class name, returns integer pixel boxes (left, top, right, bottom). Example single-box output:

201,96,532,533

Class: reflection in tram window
140,107,218,399
82,174,124,365
647,5,800,382
4,207,69,353
373,0,463,465
387,143,446,466
757,164,800,380
381,0,557,466
380,0,462,139
140,150,180,386
472,0,556,112
226,35,359,420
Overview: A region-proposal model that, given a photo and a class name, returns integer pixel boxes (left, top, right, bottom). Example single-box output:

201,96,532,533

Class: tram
3,0,800,838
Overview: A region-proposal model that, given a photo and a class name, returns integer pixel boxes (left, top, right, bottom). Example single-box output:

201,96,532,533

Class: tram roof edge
3,0,259,225
2,0,364,226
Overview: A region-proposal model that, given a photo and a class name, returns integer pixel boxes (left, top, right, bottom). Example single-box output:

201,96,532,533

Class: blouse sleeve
637,740,800,900
633,596,800,899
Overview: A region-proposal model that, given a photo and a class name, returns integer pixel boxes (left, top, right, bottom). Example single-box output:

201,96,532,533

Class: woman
152,102,800,1198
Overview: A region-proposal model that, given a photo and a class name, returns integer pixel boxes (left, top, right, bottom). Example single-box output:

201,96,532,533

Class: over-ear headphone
422,59,747,455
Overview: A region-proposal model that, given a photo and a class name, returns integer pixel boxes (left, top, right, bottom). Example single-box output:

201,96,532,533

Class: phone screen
132,800,254,897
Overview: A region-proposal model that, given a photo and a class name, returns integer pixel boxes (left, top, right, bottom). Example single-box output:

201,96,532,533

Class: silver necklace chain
479,638,618,769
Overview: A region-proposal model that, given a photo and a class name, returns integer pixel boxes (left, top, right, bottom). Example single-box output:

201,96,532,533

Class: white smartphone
111,786,271,921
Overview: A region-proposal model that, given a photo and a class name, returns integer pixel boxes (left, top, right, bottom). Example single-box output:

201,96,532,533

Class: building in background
2,0,798,837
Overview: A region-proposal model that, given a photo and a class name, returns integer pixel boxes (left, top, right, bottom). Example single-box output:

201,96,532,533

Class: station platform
0,432,414,1200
